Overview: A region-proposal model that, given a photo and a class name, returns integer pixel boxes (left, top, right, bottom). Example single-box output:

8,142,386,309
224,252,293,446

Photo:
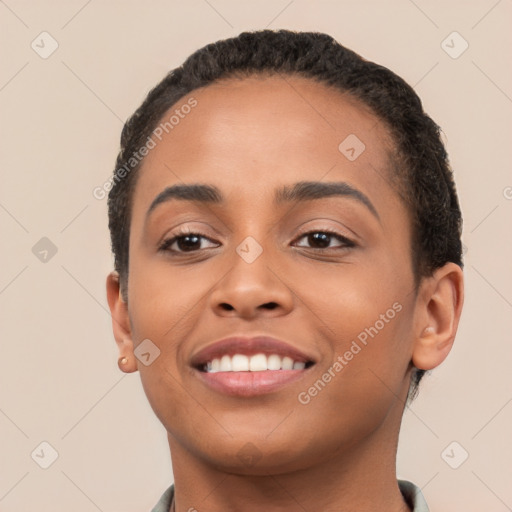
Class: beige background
1,1,511,511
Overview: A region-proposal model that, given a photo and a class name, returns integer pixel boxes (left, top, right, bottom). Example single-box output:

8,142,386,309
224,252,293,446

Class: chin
189,432,338,476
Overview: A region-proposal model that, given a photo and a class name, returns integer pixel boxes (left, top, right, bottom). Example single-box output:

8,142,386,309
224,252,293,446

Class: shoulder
398,479,430,512
150,484,174,512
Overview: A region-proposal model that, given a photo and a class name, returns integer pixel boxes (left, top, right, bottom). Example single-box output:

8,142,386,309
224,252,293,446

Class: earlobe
106,272,138,373
412,263,464,371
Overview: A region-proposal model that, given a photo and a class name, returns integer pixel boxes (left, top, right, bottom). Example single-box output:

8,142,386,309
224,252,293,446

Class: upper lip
190,335,316,369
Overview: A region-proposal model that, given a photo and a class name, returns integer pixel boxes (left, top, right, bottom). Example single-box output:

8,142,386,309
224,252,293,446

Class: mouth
199,354,315,373
190,336,316,397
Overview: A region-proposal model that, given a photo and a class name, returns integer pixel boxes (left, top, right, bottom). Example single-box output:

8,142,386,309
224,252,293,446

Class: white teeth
249,353,267,371
220,354,231,372
204,353,310,373
211,358,220,372
267,354,282,370
282,356,294,370
231,354,249,372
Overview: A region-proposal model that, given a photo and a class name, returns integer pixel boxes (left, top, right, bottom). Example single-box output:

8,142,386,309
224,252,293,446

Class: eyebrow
146,183,223,218
275,181,379,220
146,181,379,221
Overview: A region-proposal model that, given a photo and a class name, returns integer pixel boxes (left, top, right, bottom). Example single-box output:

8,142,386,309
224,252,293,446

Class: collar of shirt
150,479,429,512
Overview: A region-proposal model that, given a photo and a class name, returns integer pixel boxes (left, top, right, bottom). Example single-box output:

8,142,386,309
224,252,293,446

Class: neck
167,410,411,512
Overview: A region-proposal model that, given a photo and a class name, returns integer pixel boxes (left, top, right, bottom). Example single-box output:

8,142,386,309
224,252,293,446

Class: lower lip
195,368,310,397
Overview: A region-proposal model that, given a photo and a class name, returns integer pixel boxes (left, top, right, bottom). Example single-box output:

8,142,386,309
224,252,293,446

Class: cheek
126,258,206,401
292,300,413,456
128,256,205,338
296,261,413,399
126,261,203,439
297,256,408,341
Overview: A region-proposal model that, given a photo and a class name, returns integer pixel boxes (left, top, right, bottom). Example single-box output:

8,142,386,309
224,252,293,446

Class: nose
208,247,294,319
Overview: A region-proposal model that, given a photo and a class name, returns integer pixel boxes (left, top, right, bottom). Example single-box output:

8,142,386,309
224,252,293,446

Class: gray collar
151,478,429,511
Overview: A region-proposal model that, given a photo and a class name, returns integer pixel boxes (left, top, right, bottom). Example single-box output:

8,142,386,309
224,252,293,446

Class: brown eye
175,234,202,251
294,231,355,250
159,233,219,253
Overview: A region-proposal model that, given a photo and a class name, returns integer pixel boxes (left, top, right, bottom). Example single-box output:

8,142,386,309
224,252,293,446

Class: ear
106,271,138,373
412,262,464,371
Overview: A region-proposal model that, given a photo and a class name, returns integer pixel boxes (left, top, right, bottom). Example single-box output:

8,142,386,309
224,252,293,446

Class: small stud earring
119,357,128,365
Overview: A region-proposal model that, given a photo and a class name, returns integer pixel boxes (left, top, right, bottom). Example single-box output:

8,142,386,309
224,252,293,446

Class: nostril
218,302,279,312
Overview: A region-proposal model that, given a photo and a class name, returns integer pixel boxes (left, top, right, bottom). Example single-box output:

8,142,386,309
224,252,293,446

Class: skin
107,75,464,512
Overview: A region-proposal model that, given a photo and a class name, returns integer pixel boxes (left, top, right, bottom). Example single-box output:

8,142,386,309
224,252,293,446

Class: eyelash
158,227,356,254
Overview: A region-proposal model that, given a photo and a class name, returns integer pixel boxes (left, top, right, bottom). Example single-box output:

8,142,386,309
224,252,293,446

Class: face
121,75,422,473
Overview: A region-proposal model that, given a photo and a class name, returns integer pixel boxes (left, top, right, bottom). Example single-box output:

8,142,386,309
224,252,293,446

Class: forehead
132,74,401,219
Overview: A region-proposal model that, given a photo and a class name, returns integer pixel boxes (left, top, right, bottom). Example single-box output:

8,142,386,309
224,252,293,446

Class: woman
106,29,464,511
